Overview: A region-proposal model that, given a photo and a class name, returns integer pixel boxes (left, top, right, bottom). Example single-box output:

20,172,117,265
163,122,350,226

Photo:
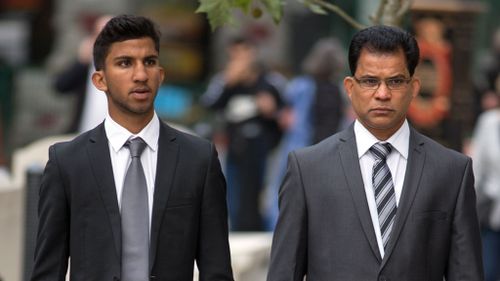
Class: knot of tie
370,142,392,161
126,138,147,158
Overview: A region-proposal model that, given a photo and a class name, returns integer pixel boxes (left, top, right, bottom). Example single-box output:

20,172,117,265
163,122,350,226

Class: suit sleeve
30,145,70,281
196,144,234,280
446,158,484,280
267,151,307,281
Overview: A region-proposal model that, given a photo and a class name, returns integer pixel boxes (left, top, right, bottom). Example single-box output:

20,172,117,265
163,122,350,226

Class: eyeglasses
352,76,412,90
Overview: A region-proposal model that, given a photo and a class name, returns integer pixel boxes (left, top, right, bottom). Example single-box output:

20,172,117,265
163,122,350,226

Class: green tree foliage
196,0,285,31
197,0,413,30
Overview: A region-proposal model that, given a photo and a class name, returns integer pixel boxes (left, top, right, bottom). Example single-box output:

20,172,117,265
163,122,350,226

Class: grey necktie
370,142,397,249
121,137,149,281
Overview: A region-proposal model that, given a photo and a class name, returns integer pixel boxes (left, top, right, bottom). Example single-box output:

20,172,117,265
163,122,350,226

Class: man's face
92,37,164,124
344,48,420,140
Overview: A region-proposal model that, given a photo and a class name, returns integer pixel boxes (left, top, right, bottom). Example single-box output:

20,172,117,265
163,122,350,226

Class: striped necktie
370,142,397,249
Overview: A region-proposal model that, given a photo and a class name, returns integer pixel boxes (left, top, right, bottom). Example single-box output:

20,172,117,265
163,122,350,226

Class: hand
224,60,248,85
256,91,277,118
278,107,295,130
223,49,256,86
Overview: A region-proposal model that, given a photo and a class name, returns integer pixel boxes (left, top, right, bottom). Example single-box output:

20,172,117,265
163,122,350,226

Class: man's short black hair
93,14,161,70
348,25,420,76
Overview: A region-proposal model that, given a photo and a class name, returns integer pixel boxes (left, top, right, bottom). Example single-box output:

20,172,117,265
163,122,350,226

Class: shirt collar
104,112,160,153
354,119,409,159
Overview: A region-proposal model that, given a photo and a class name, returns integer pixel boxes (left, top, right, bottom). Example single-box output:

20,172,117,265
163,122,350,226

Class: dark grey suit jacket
267,125,483,281
31,120,234,281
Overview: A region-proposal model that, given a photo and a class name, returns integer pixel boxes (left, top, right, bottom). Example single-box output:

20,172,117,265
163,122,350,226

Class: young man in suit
31,15,234,281
267,25,484,280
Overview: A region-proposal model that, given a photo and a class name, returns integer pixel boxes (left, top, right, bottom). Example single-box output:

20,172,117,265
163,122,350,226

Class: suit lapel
381,127,426,268
149,121,179,269
87,124,122,259
339,126,382,262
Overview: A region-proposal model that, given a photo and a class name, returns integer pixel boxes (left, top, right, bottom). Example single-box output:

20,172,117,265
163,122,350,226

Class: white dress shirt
104,113,159,230
354,119,409,258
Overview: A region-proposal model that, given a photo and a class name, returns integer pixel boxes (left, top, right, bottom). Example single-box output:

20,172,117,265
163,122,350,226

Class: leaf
197,0,286,30
196,0,234,31
261,0,285,23
234,0,253,13
300,0,328,15
308,4,328,15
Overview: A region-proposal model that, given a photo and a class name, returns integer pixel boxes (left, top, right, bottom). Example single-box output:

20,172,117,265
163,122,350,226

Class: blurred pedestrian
474,27,500,120
53,14,111,133
0,57,13,182
471,101,500,281
0,121,7,184
201,36,284,231
264,37,347,230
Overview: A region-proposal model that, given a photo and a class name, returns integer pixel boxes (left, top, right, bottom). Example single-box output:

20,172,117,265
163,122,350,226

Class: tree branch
397,0,413,18
370,0,388,25
307,0,367,30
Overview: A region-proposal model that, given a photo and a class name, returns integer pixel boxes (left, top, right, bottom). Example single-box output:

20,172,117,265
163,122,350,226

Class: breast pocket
161,197,197,236
413,210,449,221
165,197,194,209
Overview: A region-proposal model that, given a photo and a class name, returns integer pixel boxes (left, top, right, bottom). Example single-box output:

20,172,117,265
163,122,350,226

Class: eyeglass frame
352,76,413,91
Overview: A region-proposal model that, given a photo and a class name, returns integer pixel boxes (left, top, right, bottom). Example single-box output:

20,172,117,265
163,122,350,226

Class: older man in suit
31,15,234,281
267,25,484,281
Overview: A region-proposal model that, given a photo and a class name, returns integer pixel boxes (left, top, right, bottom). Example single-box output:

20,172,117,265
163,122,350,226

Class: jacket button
150,276,156,279
379,276,388,281
113,277,120,281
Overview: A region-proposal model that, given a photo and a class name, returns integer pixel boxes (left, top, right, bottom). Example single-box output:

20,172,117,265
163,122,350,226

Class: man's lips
130,87,150,94
130,87,151,97
370,107,394,114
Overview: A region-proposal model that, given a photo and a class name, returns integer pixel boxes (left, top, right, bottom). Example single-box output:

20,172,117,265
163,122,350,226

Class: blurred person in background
474,27,500,120
471,44,500,280
463,26,500,157
201,36,285,231
0,57,13,183
53,14,112,134
264,37,347,230
0,121,6,184
306,38,347,144
0,120,7,184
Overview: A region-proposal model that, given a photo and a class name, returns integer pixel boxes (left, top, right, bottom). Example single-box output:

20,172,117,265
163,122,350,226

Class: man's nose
133,64,148,82
374,82,391,99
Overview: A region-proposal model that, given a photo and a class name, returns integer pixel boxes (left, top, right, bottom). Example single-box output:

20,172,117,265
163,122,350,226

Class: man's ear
159,66,165,84
410,76,421,99
343,76,354,102
92,70,107,92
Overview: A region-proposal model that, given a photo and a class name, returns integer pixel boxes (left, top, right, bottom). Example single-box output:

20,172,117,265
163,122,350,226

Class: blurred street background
0,0,499,280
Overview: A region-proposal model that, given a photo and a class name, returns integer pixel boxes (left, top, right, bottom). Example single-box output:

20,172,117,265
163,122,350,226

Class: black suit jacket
31,121,234,281
267,124,484,281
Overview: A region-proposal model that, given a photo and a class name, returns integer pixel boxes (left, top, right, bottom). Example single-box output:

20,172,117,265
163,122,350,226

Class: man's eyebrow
357,73,408,79
112,55,132,61
112,55,159,61
387,74,409,79
144,55,159,60
357,75,378,79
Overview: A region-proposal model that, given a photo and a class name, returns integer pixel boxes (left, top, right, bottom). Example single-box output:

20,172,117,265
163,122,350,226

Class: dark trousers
482,227,500,281
225,136,268,231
